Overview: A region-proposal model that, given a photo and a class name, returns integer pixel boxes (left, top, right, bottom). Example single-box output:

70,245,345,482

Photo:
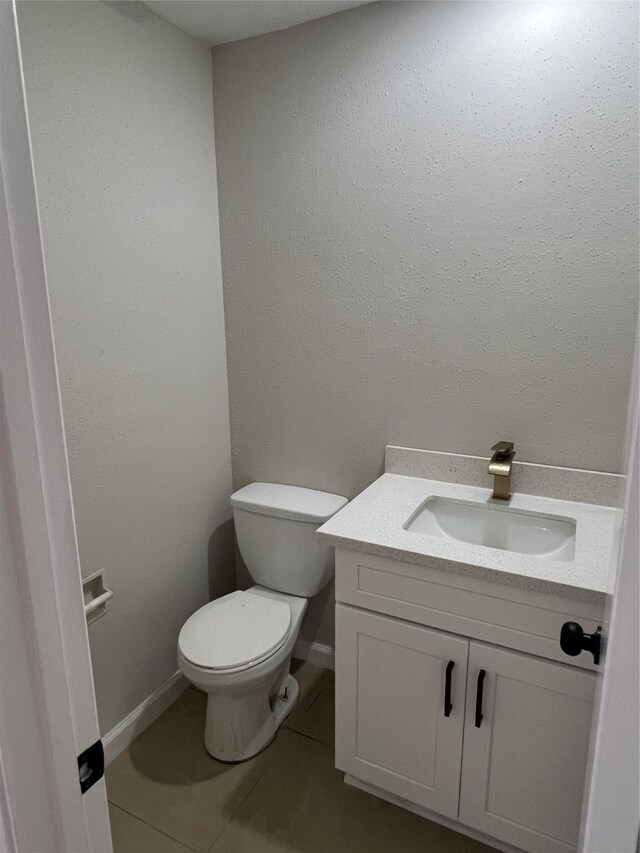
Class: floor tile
209,729,495,853
283,659,333,733
109,803,192,853
288,673,334,746
107,689,278,852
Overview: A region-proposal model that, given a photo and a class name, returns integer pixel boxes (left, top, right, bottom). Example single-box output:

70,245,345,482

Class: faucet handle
491,441,515,457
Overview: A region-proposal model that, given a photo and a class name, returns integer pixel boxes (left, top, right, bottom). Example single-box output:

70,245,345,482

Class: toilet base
203,672,299,763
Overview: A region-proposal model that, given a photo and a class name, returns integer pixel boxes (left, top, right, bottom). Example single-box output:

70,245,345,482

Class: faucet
488,441,515,501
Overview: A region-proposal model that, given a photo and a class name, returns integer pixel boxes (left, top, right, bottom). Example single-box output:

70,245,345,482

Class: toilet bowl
178,483,347,762
178,586,307,761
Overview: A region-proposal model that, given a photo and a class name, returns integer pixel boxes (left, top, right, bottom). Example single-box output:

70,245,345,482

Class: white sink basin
404,496,576,561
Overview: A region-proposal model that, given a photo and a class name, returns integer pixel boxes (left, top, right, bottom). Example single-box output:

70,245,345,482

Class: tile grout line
109,669,333,853
207,730,336,853
284,726,334,750
285,675,335,747
305,676,334,712
286,715,334,748
284,669,333,724
305,685,327,712
204,729,286,853
108,801,199,852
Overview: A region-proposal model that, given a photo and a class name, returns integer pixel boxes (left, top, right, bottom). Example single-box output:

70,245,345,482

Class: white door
335,604,469,818
459,641,596,853
0,2,112,849
580,333,639,853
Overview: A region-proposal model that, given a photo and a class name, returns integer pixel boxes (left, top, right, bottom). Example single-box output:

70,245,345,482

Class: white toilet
177,482,348,762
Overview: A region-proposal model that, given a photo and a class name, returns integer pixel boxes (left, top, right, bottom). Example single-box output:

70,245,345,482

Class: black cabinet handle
444,661,454,717
560,622,602,665
475,669,486,728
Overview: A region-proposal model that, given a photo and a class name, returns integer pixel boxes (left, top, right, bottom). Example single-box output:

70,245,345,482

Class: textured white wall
213,0,639,505
19,1,234,734
213,0,638,651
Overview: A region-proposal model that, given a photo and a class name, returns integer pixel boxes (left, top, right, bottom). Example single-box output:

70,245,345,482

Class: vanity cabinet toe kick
333,548,604,853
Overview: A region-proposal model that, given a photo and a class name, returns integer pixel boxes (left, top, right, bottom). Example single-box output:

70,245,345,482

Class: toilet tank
230,483,348,597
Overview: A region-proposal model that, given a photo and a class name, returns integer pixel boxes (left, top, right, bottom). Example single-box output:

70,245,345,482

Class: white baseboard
103,645,332,765
103,670,188,765
293,639,334,671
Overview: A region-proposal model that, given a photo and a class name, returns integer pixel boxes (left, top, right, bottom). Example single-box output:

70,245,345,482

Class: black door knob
560,622,602,665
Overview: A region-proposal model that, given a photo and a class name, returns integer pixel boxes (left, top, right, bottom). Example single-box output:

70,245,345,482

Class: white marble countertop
317,473,621,604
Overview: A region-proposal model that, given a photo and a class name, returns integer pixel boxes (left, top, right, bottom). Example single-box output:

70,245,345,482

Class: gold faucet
488,441,515,500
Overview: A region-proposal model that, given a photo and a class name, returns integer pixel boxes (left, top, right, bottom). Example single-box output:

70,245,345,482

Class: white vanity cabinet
335,606,468,818
459,642,595,853
334,549,602,853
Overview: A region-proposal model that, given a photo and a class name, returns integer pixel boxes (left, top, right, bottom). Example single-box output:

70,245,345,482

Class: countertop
317,473,621,604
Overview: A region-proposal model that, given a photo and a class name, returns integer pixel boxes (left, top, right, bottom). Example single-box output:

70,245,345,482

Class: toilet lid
178,591,292,671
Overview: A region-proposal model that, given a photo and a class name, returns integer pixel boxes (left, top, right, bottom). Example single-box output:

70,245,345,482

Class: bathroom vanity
317,447,622,853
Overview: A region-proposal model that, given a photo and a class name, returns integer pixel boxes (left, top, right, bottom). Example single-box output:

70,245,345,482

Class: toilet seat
178,591,292,672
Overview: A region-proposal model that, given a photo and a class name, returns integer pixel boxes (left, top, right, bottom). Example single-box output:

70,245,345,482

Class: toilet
177,482,348,762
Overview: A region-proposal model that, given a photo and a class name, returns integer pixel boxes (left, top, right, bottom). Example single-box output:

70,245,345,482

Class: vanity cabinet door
459,641,595,853
335,604,469,819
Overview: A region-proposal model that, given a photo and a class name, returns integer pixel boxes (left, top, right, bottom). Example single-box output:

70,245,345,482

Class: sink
404,496,576,561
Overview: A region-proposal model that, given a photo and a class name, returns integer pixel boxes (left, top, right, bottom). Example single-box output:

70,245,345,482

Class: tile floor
107,660,496,853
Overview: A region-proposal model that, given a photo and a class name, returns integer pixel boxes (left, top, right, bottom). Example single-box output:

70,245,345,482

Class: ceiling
144,1,371,46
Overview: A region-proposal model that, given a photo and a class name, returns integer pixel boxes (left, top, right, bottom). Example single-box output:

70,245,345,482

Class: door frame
579,329,639,853
0,2,112,850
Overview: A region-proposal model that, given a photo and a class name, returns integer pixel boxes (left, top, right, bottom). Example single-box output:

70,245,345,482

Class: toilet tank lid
230,482,348,523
